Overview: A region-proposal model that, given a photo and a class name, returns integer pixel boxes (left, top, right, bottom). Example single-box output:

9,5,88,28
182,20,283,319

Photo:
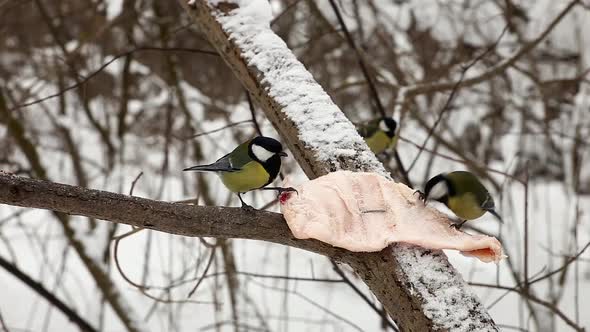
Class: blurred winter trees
0,0,589,331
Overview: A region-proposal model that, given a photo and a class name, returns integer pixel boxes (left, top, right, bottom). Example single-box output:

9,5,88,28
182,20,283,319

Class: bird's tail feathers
487,209,503,223
183,164,220,172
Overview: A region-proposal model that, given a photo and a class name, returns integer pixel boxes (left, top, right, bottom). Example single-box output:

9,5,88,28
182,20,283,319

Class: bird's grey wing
213,153,240,171
227,140,253,169
183,153,240,172
356,119,379,138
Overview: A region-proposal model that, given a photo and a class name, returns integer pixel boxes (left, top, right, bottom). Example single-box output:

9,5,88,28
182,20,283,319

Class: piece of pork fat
280,171,505,263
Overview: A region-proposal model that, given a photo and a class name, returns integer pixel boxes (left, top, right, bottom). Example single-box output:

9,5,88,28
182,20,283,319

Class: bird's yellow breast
219,161,270,193
365,132,395,154
448,193,486,220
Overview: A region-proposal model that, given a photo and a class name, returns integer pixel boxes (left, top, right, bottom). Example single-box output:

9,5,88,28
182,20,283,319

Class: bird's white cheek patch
252,144,274,162
379,120,389,132
429,181,448,200
280,171,505,264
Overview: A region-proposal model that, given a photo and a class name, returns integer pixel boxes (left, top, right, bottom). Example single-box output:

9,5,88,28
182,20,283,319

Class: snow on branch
183,0,383,177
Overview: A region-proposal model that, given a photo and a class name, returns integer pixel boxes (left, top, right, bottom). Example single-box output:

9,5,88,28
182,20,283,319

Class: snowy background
1,0,589,331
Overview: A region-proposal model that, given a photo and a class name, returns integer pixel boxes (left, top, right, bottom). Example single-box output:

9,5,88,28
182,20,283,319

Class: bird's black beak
279,152,288,157
488,209,503,223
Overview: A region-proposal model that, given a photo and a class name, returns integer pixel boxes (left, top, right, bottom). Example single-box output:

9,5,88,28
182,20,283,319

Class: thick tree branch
0,172,341,255
177,1,497,331
0,171,496,331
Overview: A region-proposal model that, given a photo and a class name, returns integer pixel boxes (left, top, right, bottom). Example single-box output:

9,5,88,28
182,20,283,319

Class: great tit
357,117,398,155
183,136,289,209
416,171,503,229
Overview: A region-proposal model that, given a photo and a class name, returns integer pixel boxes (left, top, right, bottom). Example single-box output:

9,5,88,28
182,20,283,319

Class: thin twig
391,0,580,100
113,227,214,304
496,323,530,332
177,120,253,140
129,172,144,196
270,0,302,27
246,91,263,136
476,241,590,310
393,151,411,186
327,0,386,118
8,47,218,112
249,278,365,332
0,255,98,332
121,268,344,294
0,310,10,332
224,270,343,283
398,135,521,183
406,25,509,172
529,242,590,286
113,228,146,289
330,261,399,332
188,246,217,298
523,161,530,292
572,201,580,324
328,0,411,186
470,282,584,332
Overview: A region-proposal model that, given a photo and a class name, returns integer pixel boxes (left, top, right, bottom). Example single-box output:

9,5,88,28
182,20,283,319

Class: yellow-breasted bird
183,136,290,209
416,171,503,229
357,117,398,155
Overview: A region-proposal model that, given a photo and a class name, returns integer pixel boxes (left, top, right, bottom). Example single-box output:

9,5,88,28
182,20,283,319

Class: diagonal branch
326,0,386,118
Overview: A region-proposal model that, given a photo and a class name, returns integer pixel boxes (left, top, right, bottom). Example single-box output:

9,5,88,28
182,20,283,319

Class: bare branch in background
7,47,218,113
0,91,142,332
0,254,98,332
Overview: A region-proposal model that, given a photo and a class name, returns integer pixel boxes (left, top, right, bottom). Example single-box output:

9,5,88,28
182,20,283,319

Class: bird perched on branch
357,117,398,155
416,171,503,229
183,136,292,209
